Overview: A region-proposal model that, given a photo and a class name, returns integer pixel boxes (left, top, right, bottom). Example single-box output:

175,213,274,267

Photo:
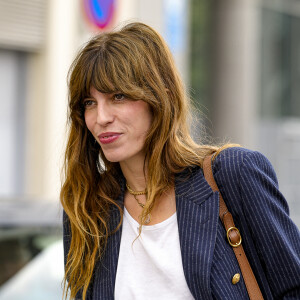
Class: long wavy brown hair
61,22,236,299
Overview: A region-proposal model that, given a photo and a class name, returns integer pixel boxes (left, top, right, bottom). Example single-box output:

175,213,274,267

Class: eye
83,99,96,108
113,93,125,101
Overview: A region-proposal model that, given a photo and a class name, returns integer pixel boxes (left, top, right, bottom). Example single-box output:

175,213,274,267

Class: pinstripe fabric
212,148,300,299
63,147,300,299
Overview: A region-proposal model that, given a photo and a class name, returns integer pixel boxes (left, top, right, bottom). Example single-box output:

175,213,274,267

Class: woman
61,22,300,299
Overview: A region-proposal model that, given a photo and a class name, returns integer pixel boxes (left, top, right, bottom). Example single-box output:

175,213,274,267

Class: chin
101,148,143,164
105,157,122,163
102,151,125,163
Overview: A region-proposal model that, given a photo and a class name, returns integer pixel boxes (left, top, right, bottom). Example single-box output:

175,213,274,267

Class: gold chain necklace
126,183,151,224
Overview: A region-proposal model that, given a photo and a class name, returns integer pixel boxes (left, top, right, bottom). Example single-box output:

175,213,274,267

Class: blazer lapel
93,179,125,299
175,166,219,300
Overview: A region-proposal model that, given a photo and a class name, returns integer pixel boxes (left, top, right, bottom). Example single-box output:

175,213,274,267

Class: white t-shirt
114,207,195,300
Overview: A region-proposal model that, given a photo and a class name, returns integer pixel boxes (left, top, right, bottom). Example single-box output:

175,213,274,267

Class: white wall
0,51,19,196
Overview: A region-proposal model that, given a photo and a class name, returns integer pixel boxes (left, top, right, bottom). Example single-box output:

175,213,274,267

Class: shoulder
213,146,272,168
213,146,278,187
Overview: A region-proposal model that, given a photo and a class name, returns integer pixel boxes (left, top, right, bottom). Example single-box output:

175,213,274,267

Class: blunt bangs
82,39,148,102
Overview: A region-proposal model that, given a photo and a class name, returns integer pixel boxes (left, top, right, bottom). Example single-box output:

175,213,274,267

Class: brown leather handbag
203,155,264,300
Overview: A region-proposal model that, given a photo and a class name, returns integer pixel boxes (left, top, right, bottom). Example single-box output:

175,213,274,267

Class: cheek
135,102,153,130
143,109,153,132
84,112,94,133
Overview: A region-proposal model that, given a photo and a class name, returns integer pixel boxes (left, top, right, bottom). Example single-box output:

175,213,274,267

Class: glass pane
260,8,300,118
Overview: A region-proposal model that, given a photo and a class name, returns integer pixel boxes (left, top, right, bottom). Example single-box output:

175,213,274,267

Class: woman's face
84,87,153,164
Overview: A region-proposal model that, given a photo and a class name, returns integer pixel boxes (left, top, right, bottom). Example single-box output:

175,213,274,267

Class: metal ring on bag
227,227,242,247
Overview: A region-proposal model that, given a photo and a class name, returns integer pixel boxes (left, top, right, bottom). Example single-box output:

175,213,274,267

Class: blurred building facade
0,0,190,200
190,0,300,225
0,0,299,293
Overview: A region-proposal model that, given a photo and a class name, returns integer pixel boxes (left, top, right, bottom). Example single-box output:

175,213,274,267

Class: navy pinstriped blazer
63,147,300,299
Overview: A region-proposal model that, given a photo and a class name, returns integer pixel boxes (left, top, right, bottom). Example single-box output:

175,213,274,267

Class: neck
119,154,148,191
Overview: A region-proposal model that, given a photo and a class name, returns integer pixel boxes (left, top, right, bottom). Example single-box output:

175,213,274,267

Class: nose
96,101,114,126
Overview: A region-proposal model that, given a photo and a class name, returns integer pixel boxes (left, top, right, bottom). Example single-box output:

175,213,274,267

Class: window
261,8,300,118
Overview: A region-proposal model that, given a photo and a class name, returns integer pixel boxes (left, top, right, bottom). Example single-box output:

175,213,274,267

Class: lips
98,132,122,144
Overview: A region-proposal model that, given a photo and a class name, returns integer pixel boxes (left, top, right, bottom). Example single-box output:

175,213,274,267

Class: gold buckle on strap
227,227,242,247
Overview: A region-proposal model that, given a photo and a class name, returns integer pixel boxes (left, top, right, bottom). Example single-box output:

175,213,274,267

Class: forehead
89,87,115,98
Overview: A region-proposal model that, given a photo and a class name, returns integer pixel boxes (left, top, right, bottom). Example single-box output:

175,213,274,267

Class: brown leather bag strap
203,154,264,300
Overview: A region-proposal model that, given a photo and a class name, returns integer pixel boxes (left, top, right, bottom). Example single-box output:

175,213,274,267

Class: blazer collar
96,166,219,299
